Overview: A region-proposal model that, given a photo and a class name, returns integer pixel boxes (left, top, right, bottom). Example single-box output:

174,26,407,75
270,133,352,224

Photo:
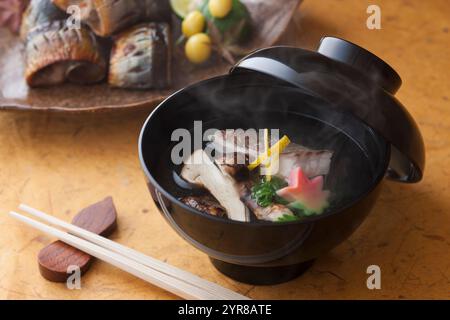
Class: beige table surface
0,0,449,299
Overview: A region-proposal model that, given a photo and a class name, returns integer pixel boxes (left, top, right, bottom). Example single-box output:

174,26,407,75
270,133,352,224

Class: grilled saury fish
21,0,107,87
108,23,171,89
52,0,171,37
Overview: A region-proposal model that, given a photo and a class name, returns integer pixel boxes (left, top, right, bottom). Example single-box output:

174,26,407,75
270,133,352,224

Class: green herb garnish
251,177,288,207
288,200,329,217
276,214,301,222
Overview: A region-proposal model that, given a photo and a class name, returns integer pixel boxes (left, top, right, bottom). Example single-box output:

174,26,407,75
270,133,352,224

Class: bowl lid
230,37,425,183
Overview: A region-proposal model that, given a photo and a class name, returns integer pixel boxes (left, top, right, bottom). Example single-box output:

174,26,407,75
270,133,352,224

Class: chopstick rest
38,197,117,282
11,205,249,300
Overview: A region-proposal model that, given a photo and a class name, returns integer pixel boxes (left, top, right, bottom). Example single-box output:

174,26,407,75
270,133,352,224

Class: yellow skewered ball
185,33,212,64
182,10,206,37
208,0,233,18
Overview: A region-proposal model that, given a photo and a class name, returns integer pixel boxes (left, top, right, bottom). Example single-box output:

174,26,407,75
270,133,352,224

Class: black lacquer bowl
138,37,424,285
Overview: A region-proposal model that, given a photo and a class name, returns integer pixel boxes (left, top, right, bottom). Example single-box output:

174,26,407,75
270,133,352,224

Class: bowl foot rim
209,257,315,285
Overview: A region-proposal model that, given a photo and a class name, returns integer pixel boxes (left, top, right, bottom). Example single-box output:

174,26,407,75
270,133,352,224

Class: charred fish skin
52,0,171,37
21,0,107,87
278,148,333,179
180,196,227,218
214,152,250,182
208,130,263,161
209,130,333,179
24,22,107,87
109,23,171,89
20,0,68,40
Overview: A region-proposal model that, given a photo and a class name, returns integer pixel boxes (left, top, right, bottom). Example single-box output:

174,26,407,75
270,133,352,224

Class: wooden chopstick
9,210,246,300
18,204,248,300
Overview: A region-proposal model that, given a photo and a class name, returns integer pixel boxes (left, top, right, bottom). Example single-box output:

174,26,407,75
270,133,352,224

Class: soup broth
154,111,377,222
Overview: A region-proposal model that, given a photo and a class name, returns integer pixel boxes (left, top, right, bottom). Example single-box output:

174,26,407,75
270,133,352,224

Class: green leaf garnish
200,0,251,45
251,177,288,207
288,201,329,217
276,214,301,222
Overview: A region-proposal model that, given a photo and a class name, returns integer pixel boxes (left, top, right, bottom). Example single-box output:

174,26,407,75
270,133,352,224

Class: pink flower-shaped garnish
0,0,29,34
277,167,330,214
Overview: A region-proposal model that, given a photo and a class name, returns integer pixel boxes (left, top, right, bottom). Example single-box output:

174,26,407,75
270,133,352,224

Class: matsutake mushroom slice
52,0,171,37
108,23,171,89
181,149,250,222
24,22,107,87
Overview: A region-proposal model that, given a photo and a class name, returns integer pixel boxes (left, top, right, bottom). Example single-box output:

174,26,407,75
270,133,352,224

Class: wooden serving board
0,0,301,112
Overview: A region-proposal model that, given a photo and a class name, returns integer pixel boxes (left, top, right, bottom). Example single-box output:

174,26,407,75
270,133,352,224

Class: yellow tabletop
0,0,449,299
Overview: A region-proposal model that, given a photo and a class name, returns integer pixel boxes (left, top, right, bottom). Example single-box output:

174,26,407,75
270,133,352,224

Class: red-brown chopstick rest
37,197,118,282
